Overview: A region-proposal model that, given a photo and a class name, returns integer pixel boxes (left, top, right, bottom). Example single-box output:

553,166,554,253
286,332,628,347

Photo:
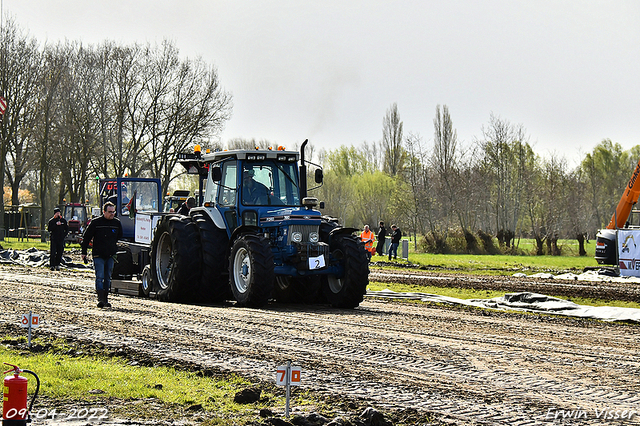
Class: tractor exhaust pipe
299,139,308,200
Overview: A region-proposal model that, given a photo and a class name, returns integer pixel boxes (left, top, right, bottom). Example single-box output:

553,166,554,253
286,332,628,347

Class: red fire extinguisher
2,363,39,426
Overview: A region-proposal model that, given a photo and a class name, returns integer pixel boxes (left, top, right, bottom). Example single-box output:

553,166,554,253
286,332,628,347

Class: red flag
0,96,6,115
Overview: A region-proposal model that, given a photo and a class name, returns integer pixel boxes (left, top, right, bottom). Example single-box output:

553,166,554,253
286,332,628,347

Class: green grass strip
0,338,319,424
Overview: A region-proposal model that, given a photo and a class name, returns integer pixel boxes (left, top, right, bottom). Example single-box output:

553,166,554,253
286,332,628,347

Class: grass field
401,252,598,275
376,237,600,275
0,336,315,425
0,237,73,251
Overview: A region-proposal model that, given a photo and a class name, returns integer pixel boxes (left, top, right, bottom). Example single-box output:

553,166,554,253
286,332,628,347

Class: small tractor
101,142,369,308
163,189,191,212
61,202,91,245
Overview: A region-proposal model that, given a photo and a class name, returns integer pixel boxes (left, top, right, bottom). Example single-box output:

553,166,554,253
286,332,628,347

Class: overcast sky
4,1,640,166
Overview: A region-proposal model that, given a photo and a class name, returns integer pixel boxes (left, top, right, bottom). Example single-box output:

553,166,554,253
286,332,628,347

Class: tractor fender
229,225,262,245
324,226,359,246
330,227,359,236
189,206,225,230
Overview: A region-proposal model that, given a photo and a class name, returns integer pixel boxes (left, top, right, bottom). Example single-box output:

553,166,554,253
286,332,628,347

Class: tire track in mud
1,267,640,425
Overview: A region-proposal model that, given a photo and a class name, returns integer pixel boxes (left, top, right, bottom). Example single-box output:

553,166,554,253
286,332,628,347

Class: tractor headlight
309,232,319,243
292,232,303,243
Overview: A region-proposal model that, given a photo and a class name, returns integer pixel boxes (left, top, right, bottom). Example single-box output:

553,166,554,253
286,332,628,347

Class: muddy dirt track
1,263,640,425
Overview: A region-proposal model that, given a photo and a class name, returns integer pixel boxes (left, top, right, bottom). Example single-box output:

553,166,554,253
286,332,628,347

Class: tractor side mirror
314,169,323,184
211,166,222,182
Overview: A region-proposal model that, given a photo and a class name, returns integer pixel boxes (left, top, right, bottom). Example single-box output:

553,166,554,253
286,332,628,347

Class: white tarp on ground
514,270,640,282
368,290,640,323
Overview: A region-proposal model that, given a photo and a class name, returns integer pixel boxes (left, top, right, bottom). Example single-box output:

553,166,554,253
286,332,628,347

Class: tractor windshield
64,206,85,222
241,161,300,206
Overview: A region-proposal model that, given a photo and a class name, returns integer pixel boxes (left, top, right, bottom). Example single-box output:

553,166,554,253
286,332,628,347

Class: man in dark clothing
47,207,68,271
81,202,123,308
177,196,196,215
242,169,269,205
389,224,402,260
376,221,386,256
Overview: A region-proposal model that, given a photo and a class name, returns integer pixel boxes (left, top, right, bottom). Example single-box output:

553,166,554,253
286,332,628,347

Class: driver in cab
242,169,269,205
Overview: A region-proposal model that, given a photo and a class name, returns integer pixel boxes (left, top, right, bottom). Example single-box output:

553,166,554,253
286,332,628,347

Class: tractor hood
258,207,322,226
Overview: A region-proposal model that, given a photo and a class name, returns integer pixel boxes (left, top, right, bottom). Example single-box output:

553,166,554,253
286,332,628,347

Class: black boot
96,290,105,308
104,290,111,308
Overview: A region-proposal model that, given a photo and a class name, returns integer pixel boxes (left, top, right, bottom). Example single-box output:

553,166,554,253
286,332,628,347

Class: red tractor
61,203,91,245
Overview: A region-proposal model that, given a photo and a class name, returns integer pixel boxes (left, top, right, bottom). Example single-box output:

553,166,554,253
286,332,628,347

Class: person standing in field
376,221,386,256
48,207,68,271
81,202,123,308
389,224,402,260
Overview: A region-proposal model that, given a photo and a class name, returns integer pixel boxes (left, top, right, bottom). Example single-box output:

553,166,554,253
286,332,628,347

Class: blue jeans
94,257,115,291
389,243,399,259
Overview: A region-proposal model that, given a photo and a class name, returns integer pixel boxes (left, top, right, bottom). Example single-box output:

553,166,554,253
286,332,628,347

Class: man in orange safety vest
361,225,375,261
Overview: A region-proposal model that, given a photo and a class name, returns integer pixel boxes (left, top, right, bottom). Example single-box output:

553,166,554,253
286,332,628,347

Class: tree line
315,104,639,256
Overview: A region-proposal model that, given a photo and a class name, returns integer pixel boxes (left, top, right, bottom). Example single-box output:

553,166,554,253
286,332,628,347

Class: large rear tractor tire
150,216,202,302
229,234,274,307
191,211,230,302
322,234,369,308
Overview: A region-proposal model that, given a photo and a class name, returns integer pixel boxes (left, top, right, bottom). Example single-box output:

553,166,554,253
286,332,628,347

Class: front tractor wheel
322,234,369,308
139,264,152,297
229,235,274,307
150,216,202,302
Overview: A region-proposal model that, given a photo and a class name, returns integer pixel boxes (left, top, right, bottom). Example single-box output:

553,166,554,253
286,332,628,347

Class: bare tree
429,105,460,251
31,42,68,237
226,138,273,150
143,43,232,197
1,19,41,210
478,114,532,249
565,168,590,256
456,145,485,247
402,132,429,249
56,43,103,203
541,155,567,255
105,43,144,177
382,103,405,176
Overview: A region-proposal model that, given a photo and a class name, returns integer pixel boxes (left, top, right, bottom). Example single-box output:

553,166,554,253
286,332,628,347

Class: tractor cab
61,203,91,244
98,178,162,240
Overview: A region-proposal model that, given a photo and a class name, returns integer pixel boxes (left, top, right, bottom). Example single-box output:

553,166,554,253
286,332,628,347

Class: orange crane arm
607,158,640,229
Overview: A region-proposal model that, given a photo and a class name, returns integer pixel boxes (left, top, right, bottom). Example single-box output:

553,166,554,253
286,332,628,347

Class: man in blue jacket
81,202,123,308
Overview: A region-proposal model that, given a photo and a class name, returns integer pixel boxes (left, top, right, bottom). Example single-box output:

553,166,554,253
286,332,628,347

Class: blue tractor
149,141,370,308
